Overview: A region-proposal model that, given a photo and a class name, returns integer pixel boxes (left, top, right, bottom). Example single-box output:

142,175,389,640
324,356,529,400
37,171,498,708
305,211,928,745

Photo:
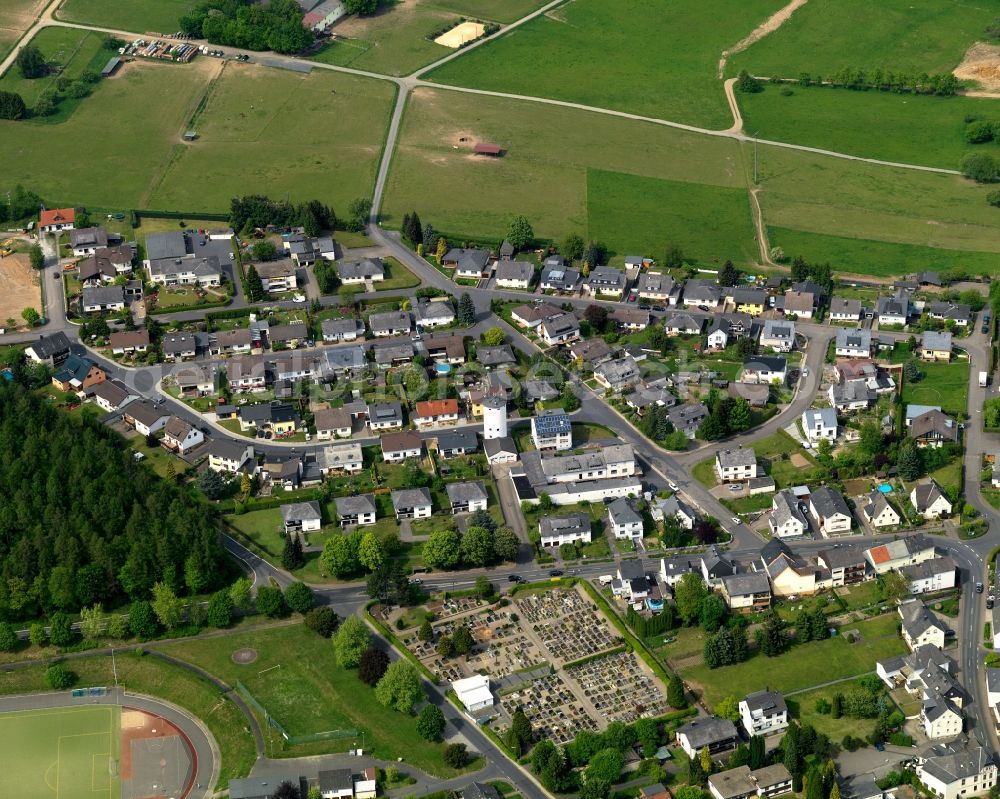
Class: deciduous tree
358,645,390,685
334,615,370,667
416,703,446,740
505,215,534,250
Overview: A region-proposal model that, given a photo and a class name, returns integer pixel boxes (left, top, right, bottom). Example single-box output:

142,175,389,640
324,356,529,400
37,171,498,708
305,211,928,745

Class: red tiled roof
39,208,75,227
414,399,459,418
868,545,891,565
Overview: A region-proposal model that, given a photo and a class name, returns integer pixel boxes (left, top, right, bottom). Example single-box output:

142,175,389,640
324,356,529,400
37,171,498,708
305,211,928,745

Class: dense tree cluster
229,195,335,235
697,392,753,440
0,185,45,223
801,68,959,96
0,385,226,620
0,91,26,120
788,256,833,292
180,0,313,53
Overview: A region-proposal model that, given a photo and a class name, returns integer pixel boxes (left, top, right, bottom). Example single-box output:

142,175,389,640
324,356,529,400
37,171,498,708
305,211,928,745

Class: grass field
425,0,788,128
159,624,473,776
740,85,1000,170
383,87,745,239
768,228,1000,278
0,27,109,110
902,361,970,417
0,653,256,785
787,682,876,742
587,169,758,265
0,705,121,799
56,0,199,33
681,613,906,706
727,0,994,80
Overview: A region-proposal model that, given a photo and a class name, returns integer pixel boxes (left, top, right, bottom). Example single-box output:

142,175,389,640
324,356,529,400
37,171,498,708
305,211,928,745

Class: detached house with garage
636,272,680,304
584,265,626,297
443,248,492,280
809,486,852,535
391,488,432,520
369,310,411,338
920,330,953,362
759,320,795,352
538,311,581,345
446,481,488,514
539,513,592,547
39,207,75,234
860,490,901,528
495,260,535,289
123,399,169,436
207,439,254,474
769,490,808,538
314,407,353,439
338,257,385,285
829,378,876,412
676,717,739,758
911,480,953,519
830,297,863,321
899,600,948,650
877,289,911,326
715,448,758,482
161,416,204,454
835,328,872,358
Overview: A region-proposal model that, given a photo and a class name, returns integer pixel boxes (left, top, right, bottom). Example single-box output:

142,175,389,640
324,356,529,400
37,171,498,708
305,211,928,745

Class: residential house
609,307,651,330
729,288,768,315
81,285,126,313
315,442,364,474
739,690,788,736
255,260,297,294
211,328,253,356
39,207,75,234
122,399,169,436
715,448,758,482
538,311,581,345
570,338,614,368
525,444,636,485
615,559,649,601
381,430,422,462
284,236,325,266
367,402,404,432
701,546,735,585
835,328,872,358
809,486,852,535
446,481,488,514
899,600,948,650
769,489,808,538
539,265,581,293
910,409,959,448
927,302,971,327
369,310,411,337
531,410,572,450
639,784,672,799
653,495,697,530
147,253,222,287
495,260,535,289
668,402,709,438
607,497,644,539
664,310,708,336
239,401,299,435
391,487,432,520
413,399,460,428
354,768,377,799
372,338,415,369
759,320,795,352
707,313,752,350
443,248,491,280
109,329,150,356
829,378,876,412
453,675,494,713
915,740,996,799
484,436,518,464
911,480,953,519
319,769,354,799
920,330,953,362
902,556,957,595
161,416,204,454
741,356,787,385
321,318,364,343
91,380,135,413
26,332,71,366
584,265,626,297
424,332,466,364
269,322,309,349
510,302,562,329
226,355,268,392
161,333,197,361
817,544,868,586
860,490,901,528
52,354,106,394
314,407,353,439
69,226,108,257
782,290,815,319
335,494,377,526
660,555,698,587
721,572,772,611
436,429,478,457
801,407,837,442
830,297,863,321
593,357,641,392
539,513,592,546
206,439,254,474
708,765,793,799
761,539,818,597
477,344,518,368
338,258,385,285
414,298,455,328
625,385,676,415
636,272,680,304
864,534,938,574
877,290,911,326
281,501,322,534
682,280,722,309
676,717,739,758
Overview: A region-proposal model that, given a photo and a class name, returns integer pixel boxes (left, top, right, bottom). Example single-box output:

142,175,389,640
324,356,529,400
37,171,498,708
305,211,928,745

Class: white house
391,488,432,520
207,439,255,473
829,298,862,321
453,675,494,713
607,497,644,539
902,556,957,595
769,490,808,538
715,448,758,482
162,416,204,454
653,496,696,530
539,513,591,546
916,741,996,799
738,690,788,736
335,494,377,526
759,320,795,352
531,410,572,451
911,480,953,519
495,260,534,289
835,328,872,358
122,400,169,437
741,356,787,385
860,490,901,528
676,717,739,758
446,481,488,514
281,501,323,534
809,486,852,535
899,600,948,650
801,407,837,442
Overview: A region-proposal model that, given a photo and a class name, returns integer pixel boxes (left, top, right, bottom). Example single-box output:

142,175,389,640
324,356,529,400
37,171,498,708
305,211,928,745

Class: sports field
426,0,788,128
0,705,121,799
55,0,199,34
739,84,1000,170
727,0,994,79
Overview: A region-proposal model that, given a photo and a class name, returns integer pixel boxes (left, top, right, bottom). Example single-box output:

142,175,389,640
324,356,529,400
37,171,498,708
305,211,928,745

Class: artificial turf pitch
0,705,121,799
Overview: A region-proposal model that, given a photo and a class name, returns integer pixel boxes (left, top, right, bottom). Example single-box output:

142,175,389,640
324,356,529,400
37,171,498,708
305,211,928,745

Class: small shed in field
474,142,504,157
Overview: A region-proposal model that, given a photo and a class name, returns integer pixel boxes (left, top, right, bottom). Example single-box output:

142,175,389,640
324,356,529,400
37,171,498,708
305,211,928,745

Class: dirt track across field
718,0,809,77
0,253,40,330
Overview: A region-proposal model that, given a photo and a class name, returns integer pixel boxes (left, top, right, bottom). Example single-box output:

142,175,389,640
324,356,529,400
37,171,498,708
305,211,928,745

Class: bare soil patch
789,453,811,468
0,253,39,329
955,42,1000,94
232,647,258,664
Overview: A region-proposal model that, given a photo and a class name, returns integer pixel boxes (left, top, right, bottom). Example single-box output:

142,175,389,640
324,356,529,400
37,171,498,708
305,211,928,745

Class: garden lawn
587,170,758,265
379,257,421,291
739,85,1000,171
728,0,995,80
426,0,788,128
786,682,875,742
0,27,108,109
56,0,199,33
0,651,256,787
681,613,907,706
838,580,882,611
226,508,284,554
901,361,970,417
158,624,472,777
148,64,396,216
692,458,717,488
382,87,745,240
927,457,963,496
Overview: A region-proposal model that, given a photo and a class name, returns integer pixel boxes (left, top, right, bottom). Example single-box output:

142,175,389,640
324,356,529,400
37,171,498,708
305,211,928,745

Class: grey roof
927,301,971,322
913,480,948,512
145,231,187,261
682,280,721,304
676,716,738,749
318,769,353,792
369,310,411,332
921,330,953,352
587,265,625,288
664,310,708,331
919,740,994,785
321,318,362,338
668,402,708,430
836,328,871,351
811,486,850,519
901,555,955,582
477,344,517,367
339,258,385,281
540,265,580,288
91,380,130,407
415,298,455,322
391,487,432,511
540,311,580,338
656,495,696,523
717,447,756,469
761,319,794,341
463,783,503,799
742,689,787,715
899,601,947,639
731,287,767,305
772,489,807,530
594,357,640,387
743,356,786,372
437,428,478,452
910,409,958,443
280,500,322,524
269,322,308,342
818,543,866,569
540,512,591,538
207,438,252,461
637,272,676,294
877,290,910,319
830,297,862,316
82,285,125,306
28,331,71,359
986,668,1000,694
803,407,837,428
368,401,404,424
484,436,517,457
70,226,109,248
125,399,168,426
619,558,646,580
444,248,491,272
335,494,377,516
721,571,771,597
607,497,642,527
496,260,534,282
445,481,488,504
831,378,875,405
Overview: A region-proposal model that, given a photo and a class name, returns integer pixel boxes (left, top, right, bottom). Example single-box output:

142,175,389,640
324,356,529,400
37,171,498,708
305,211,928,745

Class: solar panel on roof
376,407,394,417
550,270,564,280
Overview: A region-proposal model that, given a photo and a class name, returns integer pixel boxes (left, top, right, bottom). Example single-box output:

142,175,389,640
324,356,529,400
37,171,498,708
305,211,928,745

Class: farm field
147,63,396,216
425,0,788,129
0,705,121,799
739,85,1000,170
0,27,109,110
56,0,200,34
756,143,1000,256
159,624,475,776
901,361,970,418
727,0,994,80
383,87,745,240
0,253,40,331
587,169,758,265
425,0,546,23
767,228,1000,278
681,613,907,707
0,0,47,61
